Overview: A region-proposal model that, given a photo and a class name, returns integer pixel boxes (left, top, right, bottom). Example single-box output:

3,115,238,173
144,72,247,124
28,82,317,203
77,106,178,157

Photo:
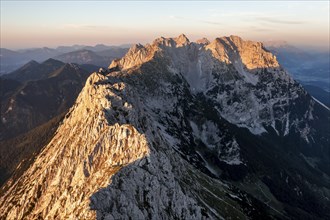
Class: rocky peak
110,34,279,73
152,37,172,47
151,34,190,48
207,35,279,70
196,38,210,45
17,60,39,71
42,58,65,66
25,60,39,66
174,34,190,46
1,34,330,220
127,43,145,54
109,42,157,70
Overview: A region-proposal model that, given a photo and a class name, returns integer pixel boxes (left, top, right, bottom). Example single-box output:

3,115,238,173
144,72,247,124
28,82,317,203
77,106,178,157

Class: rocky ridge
1,35,329,219
110,34,310,136
0,73,212,219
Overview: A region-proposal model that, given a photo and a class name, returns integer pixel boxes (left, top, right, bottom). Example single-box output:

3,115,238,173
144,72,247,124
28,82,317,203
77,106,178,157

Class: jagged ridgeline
1,35,329,219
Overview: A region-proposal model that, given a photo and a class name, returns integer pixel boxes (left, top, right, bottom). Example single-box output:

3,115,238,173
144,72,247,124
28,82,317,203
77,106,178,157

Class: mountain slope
1,35,329,219
303,84,330,107
108,35,330,218
0,62,93,188
0,113,65,189
0,73,210,219
3,59,65,82
0,62,91,140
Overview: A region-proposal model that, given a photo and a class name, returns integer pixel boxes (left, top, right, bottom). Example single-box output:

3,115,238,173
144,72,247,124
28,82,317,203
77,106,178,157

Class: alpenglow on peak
1,34,329,220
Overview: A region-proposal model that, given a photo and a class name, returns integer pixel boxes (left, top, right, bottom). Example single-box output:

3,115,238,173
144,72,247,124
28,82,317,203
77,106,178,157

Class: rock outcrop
1,35,329,219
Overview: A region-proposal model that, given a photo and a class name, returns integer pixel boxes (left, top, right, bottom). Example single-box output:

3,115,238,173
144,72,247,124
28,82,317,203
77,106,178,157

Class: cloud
258,17,306,25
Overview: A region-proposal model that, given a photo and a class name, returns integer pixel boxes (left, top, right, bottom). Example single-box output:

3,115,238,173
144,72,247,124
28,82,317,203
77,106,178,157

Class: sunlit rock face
0,72,208,220
109,34,308,137
0,74,150,219
1,35,329,220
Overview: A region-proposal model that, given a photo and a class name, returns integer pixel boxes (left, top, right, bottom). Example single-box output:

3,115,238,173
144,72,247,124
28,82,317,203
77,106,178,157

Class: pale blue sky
1,1,329,49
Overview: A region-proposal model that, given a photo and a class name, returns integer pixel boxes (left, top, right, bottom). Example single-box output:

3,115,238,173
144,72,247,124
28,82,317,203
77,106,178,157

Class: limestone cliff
1,35,329,220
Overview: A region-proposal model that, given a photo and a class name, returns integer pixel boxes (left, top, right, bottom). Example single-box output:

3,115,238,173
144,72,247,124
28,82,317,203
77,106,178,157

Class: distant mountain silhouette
0,45,129,75
3,59,64,82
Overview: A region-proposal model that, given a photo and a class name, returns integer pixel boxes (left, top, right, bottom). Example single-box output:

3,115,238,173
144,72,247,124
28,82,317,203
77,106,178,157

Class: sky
1,1,329,49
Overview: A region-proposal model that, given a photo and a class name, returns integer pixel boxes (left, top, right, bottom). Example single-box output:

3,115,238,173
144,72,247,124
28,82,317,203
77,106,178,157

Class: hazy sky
1,1,329,49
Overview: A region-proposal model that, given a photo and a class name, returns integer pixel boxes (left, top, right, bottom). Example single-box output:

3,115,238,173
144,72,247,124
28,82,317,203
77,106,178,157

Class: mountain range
0,35,329,219
0,45,129,75
54,48,127,67
263,41,330,107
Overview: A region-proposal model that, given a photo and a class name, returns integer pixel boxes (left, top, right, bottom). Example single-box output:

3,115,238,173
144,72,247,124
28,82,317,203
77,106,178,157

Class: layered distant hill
264,41,330,107
54,48,127,67
0,44,129,74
